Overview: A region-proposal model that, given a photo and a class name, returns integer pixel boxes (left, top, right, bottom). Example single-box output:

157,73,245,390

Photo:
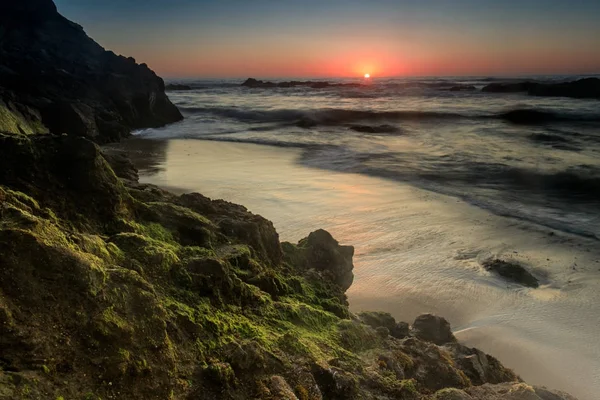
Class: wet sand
110,137,600,400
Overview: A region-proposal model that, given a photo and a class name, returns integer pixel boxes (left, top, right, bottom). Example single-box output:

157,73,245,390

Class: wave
179,105,600,128
179,106,469,124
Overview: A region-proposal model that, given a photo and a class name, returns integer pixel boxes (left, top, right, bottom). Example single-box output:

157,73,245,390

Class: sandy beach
110,137,600,400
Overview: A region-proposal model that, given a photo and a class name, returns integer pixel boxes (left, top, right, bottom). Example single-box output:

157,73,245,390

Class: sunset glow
54,0,600,78
364,73,371,79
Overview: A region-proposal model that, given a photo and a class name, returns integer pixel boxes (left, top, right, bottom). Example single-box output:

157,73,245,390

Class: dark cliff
0,0,182,142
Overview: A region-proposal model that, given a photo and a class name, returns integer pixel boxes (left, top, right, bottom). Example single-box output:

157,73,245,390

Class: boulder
0,0,182,142
393,321,410,339
296,229,355,291
411,314,457,345
482,259,539,288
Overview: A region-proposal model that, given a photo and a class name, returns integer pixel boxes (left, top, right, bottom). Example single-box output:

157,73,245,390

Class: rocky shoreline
0,134,577,400
0,0,580,399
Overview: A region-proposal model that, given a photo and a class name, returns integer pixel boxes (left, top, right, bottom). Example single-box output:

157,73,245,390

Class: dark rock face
482,259,539,288
411,314,457,345
0,0,182,142
297,229,355,291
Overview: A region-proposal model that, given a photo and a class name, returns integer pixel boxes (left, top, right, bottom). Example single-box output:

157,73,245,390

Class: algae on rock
0,134,577,400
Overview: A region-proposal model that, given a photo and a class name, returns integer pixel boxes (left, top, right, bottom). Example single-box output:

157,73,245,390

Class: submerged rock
482,259,539,288
0,0,182,142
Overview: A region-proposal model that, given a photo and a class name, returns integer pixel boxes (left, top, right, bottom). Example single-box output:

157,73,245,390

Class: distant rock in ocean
0,0,182,142
482,78,600,99
241,77,363,89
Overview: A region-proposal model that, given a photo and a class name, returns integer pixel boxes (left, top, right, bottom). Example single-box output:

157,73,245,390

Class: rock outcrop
0,134,577,399
0,0,182,142
411,314,457,345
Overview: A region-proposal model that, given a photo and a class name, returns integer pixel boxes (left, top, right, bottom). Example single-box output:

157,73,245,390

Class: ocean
117,76,600,399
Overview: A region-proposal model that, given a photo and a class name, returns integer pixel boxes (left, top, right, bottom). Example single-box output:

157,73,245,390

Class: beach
112,137,600,400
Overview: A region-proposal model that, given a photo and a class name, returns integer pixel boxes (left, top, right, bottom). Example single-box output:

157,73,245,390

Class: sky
54,0,600,78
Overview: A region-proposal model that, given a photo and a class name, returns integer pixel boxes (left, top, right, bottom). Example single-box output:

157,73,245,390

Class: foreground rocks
0,134,576,399
0,0,182,142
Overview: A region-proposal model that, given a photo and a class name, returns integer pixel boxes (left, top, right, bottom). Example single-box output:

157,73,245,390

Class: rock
433,388,474,399
446,343,518,385
296,229,354,291
0,134,130,231
242,78,277,88
465,383,578,400
101,148,139,182
165,84,192,91
392,321,410,339
0,0,182,142
411,314,457,345
529,77,600,99
358,311,396,330
268,376,299,400
311,364,360,400
482,259,539,288
241,77,363,89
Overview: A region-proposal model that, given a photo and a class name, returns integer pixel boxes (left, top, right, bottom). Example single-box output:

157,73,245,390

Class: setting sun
364,73,371,79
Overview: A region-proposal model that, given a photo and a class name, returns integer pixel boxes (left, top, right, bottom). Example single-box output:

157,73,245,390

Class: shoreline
110,136,600,399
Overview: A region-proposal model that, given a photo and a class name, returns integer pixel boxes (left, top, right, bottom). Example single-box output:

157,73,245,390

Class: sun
364,73,371,79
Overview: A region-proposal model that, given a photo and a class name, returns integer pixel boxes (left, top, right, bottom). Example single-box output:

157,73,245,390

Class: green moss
109,232,180,274
139,222,176,244
337,320,381,352
0,102,47,135
433,387,470,399
177,246,215,261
